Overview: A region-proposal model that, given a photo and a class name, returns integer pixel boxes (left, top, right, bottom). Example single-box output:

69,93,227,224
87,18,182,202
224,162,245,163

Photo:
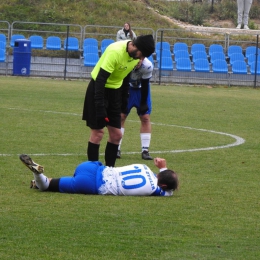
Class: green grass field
0,76,259,260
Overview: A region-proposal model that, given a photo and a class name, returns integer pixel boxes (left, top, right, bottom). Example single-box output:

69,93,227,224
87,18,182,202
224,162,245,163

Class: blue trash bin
13,39,31,76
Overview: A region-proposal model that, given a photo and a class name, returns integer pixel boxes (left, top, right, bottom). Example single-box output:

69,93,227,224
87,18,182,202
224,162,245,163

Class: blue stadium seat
194,58,210,72
209,44,224,56
0,41,5,50
247,53,260,67
83,45,99,57
176,58,192,71
29,35,44,49
192,51,208,63
227,45,243,58
46,36,61,50
173,42,188,54
174,50,190,62
84,53,99,67
229,53,245,65
158,56,173,71
0,49,5,62
101,39,114,54
191,43,206,55
83,38,98,48
64,37,79,51
212,59,228,73
10,34,25,47
210,52,226,64
231,60,248,74
156,49,172,62
250,62,260,74
0,34,6,48
156,41,171,52
245,46,260,59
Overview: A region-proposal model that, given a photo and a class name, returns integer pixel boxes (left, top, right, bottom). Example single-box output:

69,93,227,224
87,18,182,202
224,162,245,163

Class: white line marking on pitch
0,108,245,157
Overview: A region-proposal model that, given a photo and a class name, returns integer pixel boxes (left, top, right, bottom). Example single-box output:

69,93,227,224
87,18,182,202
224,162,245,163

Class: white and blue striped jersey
129,57,153,88
98,164,173,196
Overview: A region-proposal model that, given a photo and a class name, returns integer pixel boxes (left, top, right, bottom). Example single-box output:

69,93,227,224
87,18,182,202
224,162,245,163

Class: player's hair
158,169,179,191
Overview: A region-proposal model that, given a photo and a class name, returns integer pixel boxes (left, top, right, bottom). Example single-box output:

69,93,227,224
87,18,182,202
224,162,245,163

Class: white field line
1,108,245,157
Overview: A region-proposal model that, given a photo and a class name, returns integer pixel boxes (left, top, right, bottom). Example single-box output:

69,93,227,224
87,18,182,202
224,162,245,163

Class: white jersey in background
129,57,153,88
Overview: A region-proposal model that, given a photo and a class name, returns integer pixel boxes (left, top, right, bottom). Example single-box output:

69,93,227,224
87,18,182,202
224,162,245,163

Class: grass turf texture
0,76,260,259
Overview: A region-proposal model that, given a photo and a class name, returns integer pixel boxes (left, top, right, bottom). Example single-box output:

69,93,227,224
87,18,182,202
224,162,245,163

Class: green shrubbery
168,1,210,25
1,0,260,31
151,0,260,28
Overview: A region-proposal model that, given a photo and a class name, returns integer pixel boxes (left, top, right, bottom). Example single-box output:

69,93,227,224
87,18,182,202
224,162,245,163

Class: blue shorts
126,85,152,116
59,161,105,194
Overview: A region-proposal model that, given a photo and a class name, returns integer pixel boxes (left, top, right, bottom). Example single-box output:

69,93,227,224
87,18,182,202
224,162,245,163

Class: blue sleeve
151,187,173,196
151,187,166,196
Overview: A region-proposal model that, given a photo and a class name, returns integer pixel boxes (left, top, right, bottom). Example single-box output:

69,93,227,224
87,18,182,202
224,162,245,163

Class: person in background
117,57,154,160
236,0,253,30
19,154,179,196
82,35,155,167
116,22,136,41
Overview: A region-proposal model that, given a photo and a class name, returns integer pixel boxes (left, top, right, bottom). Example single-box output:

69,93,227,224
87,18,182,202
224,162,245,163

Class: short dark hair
157,169,179,191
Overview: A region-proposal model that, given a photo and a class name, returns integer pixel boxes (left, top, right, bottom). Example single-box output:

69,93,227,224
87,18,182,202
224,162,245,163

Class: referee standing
82,35,155,167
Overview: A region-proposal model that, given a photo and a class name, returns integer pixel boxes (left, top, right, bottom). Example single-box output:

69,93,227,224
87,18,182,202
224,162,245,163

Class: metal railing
0,20,259,87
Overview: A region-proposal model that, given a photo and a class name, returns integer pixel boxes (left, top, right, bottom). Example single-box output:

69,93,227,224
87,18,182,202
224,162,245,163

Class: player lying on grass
19,154,179,196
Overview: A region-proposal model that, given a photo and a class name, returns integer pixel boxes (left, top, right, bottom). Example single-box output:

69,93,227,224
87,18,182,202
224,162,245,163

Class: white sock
33,173,50,191
118,127,125,150
141,133,151,152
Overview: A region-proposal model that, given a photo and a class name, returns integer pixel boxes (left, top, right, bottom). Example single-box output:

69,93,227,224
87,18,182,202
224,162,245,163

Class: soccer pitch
0,76,259,259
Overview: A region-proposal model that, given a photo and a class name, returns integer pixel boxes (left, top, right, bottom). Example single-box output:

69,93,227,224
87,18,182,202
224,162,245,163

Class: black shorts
82,79,121,129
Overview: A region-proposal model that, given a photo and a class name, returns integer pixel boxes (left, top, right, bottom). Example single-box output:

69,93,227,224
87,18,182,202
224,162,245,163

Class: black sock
87,141,100,161
47,178,60,192
105,142,119,167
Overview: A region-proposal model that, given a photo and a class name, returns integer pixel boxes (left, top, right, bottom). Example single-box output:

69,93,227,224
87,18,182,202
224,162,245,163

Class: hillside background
1,0,260,30
0,0,177,29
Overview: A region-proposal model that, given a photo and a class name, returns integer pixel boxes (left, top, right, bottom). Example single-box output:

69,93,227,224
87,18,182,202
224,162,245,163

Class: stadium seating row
1,33,259,56
156,41,260,58
154,42,260,74
1,33,260,74
156,42,260,60
156,50,259,65
155,56,260,74
0,33,115,52
0,33,116,64
83,40,260,73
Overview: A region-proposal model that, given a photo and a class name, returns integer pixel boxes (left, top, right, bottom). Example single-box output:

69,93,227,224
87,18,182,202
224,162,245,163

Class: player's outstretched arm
154,157,167,170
